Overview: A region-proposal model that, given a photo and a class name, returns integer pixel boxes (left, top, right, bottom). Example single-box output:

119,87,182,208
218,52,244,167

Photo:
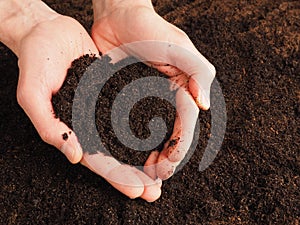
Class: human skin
0,0,161,202
91,0,215,181
0,0,98,164
0,0,215,202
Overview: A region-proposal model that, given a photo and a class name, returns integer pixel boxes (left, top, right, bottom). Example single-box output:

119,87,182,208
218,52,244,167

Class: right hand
1,0,161,202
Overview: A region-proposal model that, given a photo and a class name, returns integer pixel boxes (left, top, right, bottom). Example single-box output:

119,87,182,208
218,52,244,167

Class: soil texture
0,0,299,224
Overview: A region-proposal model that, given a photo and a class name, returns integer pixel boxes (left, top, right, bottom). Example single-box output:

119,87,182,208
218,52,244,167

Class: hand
0,0,161,202
14,15,98,165
91,0,215,180
0,0,99,162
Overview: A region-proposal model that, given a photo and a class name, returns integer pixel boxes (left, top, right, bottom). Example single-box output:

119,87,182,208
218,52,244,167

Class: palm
18,16,97,95
17,15,98,162
91,4,216,181
17,15,161,202
92,6,188,55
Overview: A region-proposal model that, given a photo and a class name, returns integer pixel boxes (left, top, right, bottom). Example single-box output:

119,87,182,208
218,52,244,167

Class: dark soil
51,54,176,164
0,0,299,224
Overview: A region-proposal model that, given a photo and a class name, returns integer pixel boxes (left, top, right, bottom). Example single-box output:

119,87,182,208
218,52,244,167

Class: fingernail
74,141,83,162
155,178,162,188
202,95,210,109
203,87,211,107
197,92,210,110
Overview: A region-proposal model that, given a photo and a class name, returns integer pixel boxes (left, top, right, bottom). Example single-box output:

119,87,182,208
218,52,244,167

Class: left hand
91,0,216,180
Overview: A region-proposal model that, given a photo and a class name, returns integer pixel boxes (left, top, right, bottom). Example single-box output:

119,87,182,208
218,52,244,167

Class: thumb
168,40,216,110
17,85,82,163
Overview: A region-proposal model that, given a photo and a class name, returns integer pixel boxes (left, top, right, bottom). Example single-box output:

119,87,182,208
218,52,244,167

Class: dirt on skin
0,0,299,224
52,54,176,163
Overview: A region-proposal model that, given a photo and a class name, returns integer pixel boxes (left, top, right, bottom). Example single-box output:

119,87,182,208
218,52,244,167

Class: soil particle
168,138,179,147
62,133,68,141
0,0,299,224
52,54,176,164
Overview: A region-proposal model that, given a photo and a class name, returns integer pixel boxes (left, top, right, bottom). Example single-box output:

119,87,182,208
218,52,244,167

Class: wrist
0,0,58,56
92,0,153,20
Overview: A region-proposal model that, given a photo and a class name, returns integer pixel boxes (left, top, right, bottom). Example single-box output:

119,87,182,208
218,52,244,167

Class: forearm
0,0,57,56
92,0,153,20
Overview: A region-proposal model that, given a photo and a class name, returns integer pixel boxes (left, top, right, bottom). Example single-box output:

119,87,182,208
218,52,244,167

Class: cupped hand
16,14,98,163
91,0,215,180
15,8,161,201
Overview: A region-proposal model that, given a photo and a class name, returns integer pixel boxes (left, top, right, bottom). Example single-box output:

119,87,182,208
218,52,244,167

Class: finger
153,44,215,110
155,178,163,188
17,87,82,163
156,151,180,180
167,87,199,162
125,30,215,109
132,167,162,202
81,153,145,199
144,150,159,179
170,40,215,110
147,62,185,80
147,63,190,92
189,74,213,110
156,87,199,180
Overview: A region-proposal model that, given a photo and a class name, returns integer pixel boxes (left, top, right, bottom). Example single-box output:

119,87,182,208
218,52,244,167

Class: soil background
0,0,299,224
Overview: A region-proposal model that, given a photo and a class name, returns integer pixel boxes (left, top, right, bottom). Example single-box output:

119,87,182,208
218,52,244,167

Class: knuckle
17,84,36,108
210,64,216,77
16,87,27,106
39,129,52,143
178,30,190,42
204,62,216,78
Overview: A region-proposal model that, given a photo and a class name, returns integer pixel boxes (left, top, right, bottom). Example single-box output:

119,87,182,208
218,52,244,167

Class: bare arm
0,0,57,55
92,0,153,20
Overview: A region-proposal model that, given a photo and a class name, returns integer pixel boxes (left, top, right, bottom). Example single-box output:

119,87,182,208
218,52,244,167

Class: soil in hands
1,0,299,224
52,54,176,165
